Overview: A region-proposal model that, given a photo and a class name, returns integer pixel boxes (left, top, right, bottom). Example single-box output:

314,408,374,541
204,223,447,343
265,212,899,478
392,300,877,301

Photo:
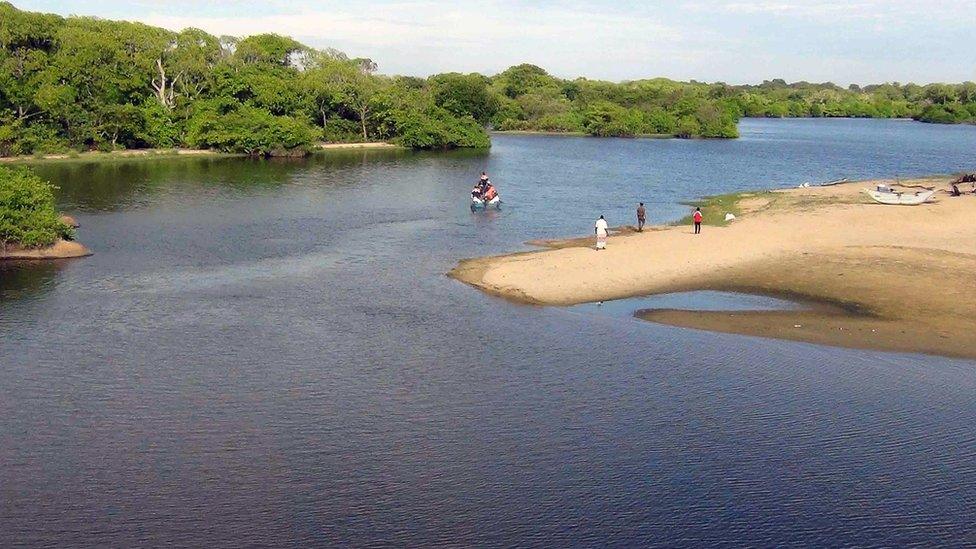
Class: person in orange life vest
484,183,498,202
693,207,703,234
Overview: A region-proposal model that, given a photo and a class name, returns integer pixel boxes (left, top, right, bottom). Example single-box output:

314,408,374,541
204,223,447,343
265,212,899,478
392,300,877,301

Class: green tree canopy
2,2,975,156
0,165,73,248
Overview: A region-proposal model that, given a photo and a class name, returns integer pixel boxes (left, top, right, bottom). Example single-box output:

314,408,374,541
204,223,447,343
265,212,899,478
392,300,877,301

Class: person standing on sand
637,203,646,232
595,215,609,250
693,207,703,234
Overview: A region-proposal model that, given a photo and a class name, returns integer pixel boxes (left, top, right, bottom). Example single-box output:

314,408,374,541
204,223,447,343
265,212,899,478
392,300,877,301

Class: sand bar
0,148,231,163
1,239,91,260
450,178,976,359
0,142,399,164
316,142,400,150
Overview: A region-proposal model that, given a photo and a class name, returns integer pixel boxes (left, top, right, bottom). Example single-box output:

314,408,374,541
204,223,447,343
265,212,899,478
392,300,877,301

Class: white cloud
20,0,976,83
686,0,974,23
139,1,709,79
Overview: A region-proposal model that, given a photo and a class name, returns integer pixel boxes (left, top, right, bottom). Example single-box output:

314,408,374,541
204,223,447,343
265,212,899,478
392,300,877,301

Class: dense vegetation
487,67,976,135
726,79,976,124
0,165,73,248
1,3,974,157
0,2,488,155
487,65,740,137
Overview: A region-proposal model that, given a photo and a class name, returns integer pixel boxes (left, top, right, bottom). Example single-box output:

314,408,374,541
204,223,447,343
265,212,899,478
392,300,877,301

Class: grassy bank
675,191,757,227
0,142,405,165
0,148,237,165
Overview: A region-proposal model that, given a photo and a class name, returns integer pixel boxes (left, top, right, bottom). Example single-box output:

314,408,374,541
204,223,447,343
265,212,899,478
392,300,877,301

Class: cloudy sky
17,0,976,85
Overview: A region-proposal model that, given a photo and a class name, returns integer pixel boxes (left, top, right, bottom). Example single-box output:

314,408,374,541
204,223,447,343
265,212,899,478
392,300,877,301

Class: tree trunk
151,58,172,109
360,109,368,140
169,71,184,107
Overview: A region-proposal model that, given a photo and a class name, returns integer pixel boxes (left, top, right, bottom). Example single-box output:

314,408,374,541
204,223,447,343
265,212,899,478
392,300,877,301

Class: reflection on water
0,260,66,301
3,120,976,547
33,148,443,212
570,290,800,319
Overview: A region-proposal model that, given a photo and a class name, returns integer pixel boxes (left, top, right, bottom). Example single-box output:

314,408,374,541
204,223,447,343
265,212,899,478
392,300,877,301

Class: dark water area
2,119,976,547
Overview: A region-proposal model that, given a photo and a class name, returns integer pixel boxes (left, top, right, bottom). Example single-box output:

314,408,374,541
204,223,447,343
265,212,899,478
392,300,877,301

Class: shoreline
491,130,674,139
1,239,91,260
0,148,235,164
0,142,401,164
316,142,401,150
449,177,976,359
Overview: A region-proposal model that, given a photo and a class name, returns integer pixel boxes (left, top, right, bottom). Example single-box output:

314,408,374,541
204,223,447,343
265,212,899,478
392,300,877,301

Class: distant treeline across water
2,1,974,156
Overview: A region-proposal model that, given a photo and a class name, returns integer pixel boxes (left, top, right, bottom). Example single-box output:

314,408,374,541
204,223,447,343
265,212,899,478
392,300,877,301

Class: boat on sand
863,188,935,205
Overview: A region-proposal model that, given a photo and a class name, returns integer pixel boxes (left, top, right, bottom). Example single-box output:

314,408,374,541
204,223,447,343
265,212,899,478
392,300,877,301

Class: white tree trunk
151,59,174,109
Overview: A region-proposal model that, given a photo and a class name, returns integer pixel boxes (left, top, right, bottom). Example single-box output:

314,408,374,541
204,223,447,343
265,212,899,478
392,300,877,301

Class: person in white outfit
595,215,608,250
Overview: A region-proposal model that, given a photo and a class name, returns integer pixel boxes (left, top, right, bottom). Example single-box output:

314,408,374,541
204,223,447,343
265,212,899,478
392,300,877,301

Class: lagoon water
3,119,976,546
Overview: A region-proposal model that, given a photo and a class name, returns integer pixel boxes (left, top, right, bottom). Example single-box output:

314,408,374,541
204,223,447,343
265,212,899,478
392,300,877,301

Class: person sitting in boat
478,172,491,194
471,185,484,200
483,182,498,202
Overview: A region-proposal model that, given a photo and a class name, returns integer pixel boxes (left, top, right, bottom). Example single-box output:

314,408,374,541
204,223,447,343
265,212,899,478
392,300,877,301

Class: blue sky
16,0,976,85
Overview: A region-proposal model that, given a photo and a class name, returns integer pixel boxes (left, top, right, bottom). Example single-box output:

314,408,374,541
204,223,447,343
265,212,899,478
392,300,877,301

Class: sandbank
0,148,233,164
316,142,401,150
0,142,399,164
1,239,91,260
449,177,976,359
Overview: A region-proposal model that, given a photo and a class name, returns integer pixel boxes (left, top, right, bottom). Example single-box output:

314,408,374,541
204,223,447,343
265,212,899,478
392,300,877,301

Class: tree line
1,3,974,157
478,66,976,136
0,2,488,156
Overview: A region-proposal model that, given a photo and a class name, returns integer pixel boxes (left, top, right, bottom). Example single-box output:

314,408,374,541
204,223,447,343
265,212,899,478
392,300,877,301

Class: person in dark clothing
636,202,646,232
478,172,491,194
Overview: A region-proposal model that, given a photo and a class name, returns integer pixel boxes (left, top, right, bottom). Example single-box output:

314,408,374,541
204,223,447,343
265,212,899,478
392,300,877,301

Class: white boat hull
471,196,501,210
863,189,935,205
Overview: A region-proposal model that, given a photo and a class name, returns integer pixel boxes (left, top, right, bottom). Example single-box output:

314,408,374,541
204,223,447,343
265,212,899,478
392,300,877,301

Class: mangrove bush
0,165,73,248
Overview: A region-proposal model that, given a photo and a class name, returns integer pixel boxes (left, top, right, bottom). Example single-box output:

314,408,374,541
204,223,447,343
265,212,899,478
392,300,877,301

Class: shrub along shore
0,165,89,258
2,2,975,159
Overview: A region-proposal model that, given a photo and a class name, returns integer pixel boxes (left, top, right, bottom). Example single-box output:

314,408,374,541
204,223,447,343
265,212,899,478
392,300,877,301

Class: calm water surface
2,119,976,547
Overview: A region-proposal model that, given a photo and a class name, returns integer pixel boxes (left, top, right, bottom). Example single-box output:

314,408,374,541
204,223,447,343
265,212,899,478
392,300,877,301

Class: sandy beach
450,177,976,359
0,148,230,163
0,239,91,260
316,142,401,150
0,142,399,164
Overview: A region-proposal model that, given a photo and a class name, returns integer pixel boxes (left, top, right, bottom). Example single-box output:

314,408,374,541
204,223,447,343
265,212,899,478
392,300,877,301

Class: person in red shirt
692,207,703,234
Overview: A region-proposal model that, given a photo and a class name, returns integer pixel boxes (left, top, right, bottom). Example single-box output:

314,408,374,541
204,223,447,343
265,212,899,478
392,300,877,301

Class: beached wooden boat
863,189,935,205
